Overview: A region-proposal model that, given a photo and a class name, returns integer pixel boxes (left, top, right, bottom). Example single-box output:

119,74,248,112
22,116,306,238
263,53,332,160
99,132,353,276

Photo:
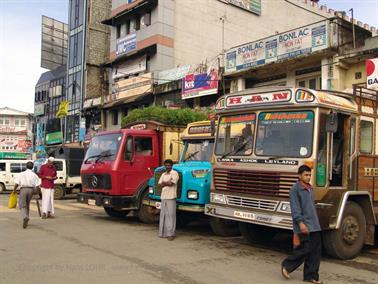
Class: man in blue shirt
281,165,322,284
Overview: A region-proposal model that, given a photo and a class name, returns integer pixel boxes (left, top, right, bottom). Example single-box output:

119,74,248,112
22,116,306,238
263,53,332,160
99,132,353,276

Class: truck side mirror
326,113,338,133
125,136,134,161
210,118,216,136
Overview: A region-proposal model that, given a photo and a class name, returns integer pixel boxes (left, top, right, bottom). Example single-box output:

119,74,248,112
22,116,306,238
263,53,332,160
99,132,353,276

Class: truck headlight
210,193,226,204
192,169,209,178
149,186,154,194
187,190,198,200
278,202,291,213
103,198,111,206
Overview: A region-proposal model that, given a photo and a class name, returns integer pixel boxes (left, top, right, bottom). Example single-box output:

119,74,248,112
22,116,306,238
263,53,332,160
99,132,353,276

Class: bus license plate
88,199,96,206
234,211,255,220
155,202,161,209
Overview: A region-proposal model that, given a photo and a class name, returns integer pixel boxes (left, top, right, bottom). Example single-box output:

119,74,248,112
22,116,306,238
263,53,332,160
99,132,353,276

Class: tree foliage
121,106,210,128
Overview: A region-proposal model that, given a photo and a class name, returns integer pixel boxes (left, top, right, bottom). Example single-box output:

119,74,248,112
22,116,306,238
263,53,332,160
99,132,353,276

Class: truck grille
226,195,279,211
214,168,297,197
154,170,182,198
82,174,112,190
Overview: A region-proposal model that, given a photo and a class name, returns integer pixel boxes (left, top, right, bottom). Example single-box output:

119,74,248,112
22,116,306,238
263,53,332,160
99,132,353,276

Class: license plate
155,202,161,209
88,199,96,206
234,211,255,220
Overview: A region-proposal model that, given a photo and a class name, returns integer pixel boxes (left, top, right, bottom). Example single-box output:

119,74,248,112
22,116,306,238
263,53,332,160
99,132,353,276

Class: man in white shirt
158,159,179,240
13,161,41,229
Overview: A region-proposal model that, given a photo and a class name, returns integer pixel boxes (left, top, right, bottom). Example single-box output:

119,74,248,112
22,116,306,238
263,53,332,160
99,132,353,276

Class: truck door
121,135,159,195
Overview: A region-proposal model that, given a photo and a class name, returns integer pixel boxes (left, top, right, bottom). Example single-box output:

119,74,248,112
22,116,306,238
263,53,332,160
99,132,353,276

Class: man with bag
38,156,57,219
13,161,41,229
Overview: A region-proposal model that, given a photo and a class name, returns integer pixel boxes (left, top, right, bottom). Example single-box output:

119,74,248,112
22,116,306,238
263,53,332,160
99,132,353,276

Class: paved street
1,193,377,284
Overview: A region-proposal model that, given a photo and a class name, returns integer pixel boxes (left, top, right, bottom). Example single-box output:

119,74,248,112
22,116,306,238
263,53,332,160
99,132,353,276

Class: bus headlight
192,169,209,178
210,193,226,204
278,202,291,213
187,190,198,200
149,186,154,194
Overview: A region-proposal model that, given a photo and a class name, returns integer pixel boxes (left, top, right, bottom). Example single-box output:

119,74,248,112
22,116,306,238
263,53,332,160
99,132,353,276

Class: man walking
281,165,322,284
13,161,41,228
38,156,57,219
158,159,179,241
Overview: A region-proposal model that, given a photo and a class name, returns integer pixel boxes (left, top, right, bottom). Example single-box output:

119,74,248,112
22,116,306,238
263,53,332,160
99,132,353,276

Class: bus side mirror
326,113,338,133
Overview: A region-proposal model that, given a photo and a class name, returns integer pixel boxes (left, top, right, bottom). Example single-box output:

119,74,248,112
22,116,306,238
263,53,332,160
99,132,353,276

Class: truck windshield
85,134,122,162
215,114,256,157
182,139,214,162
255,111,314,158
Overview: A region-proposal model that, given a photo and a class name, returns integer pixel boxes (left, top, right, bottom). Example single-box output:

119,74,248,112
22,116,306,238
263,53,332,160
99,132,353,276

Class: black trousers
282,231,322,281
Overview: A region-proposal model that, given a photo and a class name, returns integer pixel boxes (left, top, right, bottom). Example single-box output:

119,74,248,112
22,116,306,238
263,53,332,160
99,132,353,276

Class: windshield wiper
184,151,200,162
221,139,251,159
84,151,113,164
95,153,114,163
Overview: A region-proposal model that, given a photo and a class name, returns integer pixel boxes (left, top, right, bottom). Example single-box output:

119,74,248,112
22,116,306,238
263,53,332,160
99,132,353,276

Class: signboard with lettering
366,58,378,90
188,125,212,135
225,90,292,107
116,33,137,56
219,0,261,15
225,21,328,74
158,65,191,85
34,103,45,116
113,55,147,79
109,73,152,103
182,70,218,100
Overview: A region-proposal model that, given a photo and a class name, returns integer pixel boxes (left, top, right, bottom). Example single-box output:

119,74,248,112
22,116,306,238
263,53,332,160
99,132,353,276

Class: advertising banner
157,65,191,85
225,21,328,74
116,33,137,56
34,104,45,116
182,70,218,100
220,0,261,15
45,131,63,145
367,58,378,90
109,73,152,102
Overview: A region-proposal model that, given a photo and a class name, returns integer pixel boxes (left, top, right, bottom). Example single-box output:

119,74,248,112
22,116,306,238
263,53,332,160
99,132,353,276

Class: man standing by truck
39,157,57,219
158,159,179,241
281,165,322,284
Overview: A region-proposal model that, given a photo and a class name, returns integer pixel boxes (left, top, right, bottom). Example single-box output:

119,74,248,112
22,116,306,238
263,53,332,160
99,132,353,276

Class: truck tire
104,207,129,218
54,185,65,200
0,183,5,193
239,222,276,244
137,190,160,224
209,217,240,237
323,201,366,260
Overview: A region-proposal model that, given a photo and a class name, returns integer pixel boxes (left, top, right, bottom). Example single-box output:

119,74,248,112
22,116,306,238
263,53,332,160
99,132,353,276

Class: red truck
77,121,185,223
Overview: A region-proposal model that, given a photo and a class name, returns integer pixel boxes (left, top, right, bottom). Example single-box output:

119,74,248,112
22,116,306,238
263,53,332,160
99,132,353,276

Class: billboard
41,15,68,70
225,21,329,74
366,58,378,90
182,70,219,100
227,0,261,15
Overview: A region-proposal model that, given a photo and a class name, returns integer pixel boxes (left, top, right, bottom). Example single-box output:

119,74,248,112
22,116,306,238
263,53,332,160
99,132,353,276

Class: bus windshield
182,139,214,162
85,133,122,162
255,111,314,158
215,114,256,157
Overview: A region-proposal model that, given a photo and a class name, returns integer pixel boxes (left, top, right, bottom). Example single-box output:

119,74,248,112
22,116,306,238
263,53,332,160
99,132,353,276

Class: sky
0,0,377,113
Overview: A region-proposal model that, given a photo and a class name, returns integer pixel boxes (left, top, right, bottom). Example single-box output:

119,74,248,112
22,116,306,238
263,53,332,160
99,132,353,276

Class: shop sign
116,33,137,56
34,103,45,116
130,124,147,130
45,131,63,145
366,58,378,90
0,152,29,160
226,90,292,107
112,73,152,102
225,21,328,73
182,70,218,100
157,65,191,85
113,55,147,79
219,0,261,15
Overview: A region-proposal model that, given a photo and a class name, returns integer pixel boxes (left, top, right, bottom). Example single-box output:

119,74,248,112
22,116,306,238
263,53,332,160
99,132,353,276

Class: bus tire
239,222,276,244
323,201,366,260
0,183,5,193
137,190,160,224
104,207,129,218
209,217,240,237
54,185,65,200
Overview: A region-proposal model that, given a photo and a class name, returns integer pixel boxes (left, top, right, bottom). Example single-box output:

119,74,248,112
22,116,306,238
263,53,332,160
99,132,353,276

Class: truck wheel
137,190,160,224
323,201,366,260
209,217,240,237
104,207,129,218
0,183,5,193
239,222,276,244
54,186,65,200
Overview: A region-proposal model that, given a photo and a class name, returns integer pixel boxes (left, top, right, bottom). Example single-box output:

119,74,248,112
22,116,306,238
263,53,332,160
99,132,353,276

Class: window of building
116,25,121,39
0,119,3,125
4,119,9,125
21,120,26,126
360,120,373,154
15,119,20,126
112,110,119,125
295,74,321,90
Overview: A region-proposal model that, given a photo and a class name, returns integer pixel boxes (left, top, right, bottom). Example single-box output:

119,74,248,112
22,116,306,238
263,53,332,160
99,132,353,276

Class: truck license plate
155,202,161,209
88,199,96,206
234,211,255,220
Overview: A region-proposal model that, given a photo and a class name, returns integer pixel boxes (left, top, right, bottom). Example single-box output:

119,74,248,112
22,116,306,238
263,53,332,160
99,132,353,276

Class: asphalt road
1,193,377,284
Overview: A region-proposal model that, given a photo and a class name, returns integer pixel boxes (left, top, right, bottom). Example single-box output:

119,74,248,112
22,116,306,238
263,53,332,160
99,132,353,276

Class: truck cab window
0,163,5,171
360,120,373,154
135,137,153,156
125,136,134,160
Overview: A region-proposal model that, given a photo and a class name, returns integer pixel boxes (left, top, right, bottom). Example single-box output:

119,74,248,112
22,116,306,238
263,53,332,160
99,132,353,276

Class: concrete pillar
321,57,330,90
230,77,245,93
286,70,296,87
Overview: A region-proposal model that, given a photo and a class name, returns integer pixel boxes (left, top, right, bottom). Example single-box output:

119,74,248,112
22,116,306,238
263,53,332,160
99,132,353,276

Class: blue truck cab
144,121,215,212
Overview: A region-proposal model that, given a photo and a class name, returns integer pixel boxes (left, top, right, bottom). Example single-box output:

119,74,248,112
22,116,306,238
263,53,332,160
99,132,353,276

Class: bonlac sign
226,90,292,107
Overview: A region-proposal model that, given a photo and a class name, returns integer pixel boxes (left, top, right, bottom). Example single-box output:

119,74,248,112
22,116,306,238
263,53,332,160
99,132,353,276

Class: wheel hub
342,216,360,245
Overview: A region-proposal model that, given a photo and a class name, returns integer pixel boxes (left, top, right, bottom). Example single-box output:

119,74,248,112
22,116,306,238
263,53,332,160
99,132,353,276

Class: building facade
0,107,33,159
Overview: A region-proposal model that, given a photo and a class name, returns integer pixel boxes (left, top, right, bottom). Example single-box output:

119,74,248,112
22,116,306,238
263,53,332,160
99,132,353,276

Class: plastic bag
8,192,17,209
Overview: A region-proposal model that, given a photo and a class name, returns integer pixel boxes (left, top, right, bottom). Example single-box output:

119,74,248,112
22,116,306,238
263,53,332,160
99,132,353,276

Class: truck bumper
143,198,204,213
77,192,137,210
204,204,293,230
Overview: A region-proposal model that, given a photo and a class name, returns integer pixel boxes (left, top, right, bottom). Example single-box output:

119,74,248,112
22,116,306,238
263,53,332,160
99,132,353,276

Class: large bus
205,86,377,259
